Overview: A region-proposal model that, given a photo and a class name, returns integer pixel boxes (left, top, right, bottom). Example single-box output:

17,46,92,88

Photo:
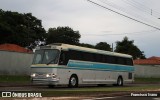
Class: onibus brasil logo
2,92,42,98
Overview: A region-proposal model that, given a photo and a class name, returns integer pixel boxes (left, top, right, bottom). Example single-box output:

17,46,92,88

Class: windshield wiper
46,54,59,65
46,57,56,65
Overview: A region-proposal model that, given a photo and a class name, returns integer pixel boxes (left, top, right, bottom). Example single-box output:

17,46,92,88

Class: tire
117,77,123,86
97,84,106,87
68,75,78,88
48,85,55,88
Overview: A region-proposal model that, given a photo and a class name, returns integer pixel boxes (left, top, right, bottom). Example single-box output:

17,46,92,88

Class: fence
134,65,160,78
0,50,33,75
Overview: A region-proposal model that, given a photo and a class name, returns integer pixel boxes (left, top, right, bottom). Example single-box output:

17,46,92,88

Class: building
0,44,33,75
0,43,32,53
134,56,160,78
134,56,160,65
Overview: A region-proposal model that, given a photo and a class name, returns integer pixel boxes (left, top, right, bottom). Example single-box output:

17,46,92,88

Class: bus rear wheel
68,75,78,88
97,84,106,87
48,85,55,88
117,77,123,86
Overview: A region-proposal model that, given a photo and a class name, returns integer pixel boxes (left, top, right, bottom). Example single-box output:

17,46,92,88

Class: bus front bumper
31,78,59,85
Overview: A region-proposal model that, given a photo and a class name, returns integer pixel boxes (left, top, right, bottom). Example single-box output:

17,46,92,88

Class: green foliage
0,75,30,82
78,42,111,51
95,42,111,51
115,37,146,59
0,9,46,49
79,43,95,49
135,77,160,83
46,26,81,45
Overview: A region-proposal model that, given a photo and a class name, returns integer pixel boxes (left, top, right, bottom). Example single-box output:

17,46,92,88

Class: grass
135,77,160,83
40,85,160,97
58,85,160,92
0,75,30,83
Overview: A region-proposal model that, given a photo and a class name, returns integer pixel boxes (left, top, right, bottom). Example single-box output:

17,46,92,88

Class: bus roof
47,43,132,58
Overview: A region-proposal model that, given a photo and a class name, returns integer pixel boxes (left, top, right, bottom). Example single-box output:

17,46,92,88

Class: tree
115,36,146,59
79,43,95,49
0,9,46,49
95,42,111,51
46,26,81,45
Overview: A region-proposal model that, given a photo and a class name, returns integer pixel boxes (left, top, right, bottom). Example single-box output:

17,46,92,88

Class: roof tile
134,56,160,65
0,43,32,53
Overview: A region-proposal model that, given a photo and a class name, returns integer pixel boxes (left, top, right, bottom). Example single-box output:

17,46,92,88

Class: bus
31,43,134,88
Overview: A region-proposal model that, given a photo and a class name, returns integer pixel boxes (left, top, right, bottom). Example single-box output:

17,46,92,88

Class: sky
0,0,160,57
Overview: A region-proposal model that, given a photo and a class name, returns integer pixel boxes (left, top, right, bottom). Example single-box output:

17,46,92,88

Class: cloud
0,0,160,57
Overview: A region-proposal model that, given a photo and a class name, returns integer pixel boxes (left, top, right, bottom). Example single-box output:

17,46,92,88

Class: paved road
84,96,160,100
0,84,159,100
0,83,160,91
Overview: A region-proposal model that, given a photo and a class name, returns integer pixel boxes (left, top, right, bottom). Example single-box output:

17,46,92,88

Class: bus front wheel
68,75,78,88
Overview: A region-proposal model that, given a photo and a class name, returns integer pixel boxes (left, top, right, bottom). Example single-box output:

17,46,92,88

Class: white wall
0,50,34,75
134,65,160,78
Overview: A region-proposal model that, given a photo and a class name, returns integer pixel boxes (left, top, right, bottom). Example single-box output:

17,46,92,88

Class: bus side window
126,58,133,66
59,52,64,65
117,57,125,65
107,56,116,64
59,51,68,65
101,55,106,63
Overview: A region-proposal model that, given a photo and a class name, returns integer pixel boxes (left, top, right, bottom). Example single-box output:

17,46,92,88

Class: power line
121,0,152,15
86,0,160,30
82,29,159,36
131,0,160,17
99,0,160,28
121,0,160,18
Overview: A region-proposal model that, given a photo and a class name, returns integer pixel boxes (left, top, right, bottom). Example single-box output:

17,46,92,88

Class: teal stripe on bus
67,60,134,72
31,60,134,72
31,66,134,72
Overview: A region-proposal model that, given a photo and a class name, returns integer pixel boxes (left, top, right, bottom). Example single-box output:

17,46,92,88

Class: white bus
31,43,134,88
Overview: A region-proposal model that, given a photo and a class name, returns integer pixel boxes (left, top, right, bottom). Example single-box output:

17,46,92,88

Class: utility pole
112,43,114,52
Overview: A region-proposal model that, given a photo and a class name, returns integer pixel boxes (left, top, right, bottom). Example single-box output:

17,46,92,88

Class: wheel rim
118,78,122,86
70,77,76,86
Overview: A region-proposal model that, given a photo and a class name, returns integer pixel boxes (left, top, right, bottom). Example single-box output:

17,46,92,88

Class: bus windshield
32,49,60,64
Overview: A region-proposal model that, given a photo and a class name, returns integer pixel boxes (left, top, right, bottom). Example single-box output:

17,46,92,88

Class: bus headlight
31,73,36,77
46,73,57,78
46,74,50,77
